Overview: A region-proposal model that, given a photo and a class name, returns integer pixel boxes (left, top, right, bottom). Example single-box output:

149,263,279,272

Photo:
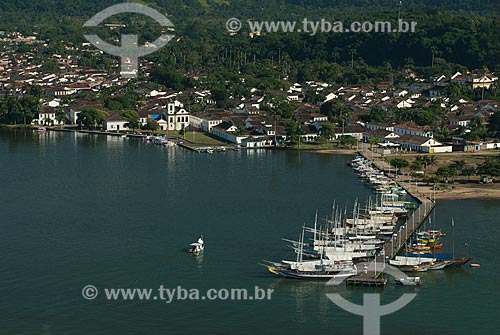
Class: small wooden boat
449,257,473,267
470,263,481,268
428,260,454,270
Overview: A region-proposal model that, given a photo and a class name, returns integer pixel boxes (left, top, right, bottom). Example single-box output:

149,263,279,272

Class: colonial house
447,71,498,89
449,115,475,128
138,109,150,126
396,99,415,109
103,113,129,131
243,96,264,110
189,114,223,133
241,136,275,148
362,129,400,143
243,106,259,115
289,83,303,93
394,123,433,138
35,107,61,126
311,113,328,122
287,92,304,102
394,135,452,153
469,72,498,89
333,125,366,140
450,72,468,85
300,125,320,142
156,119,169,131
139,103,191,131
434,75,451,87
211,121,247,144
393,90,408,97
193,91,216,105
324,92,339,102
45,86,77,97
365,122,394,132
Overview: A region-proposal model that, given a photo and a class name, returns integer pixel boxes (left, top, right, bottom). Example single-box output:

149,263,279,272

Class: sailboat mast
296,233,300,263
452,218,455,259
300,227,305,262
320,227,324,262
314,210,318,246
331,201,336,232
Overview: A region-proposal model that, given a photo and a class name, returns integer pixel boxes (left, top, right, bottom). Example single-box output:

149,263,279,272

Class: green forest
0,1,499,90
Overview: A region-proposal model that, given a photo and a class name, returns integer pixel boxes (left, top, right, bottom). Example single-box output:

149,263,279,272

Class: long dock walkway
383,199,435,258
357,148,436,260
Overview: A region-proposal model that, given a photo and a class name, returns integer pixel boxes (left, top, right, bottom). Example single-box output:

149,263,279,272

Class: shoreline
311,148,357,155
355,147,500,201
398,180,500,200
3,127,500,199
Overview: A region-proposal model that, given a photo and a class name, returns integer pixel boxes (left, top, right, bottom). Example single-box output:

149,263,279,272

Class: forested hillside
1,0,499,87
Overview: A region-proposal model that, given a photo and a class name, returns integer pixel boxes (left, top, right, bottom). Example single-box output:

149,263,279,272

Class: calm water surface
0,129,498,334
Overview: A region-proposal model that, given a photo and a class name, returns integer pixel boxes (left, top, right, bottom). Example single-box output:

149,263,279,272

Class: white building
35,108,61,126
190,113,225,132
394,135,451,153
211,121,247,144
140,103,191,131
165,103,190,131
103,114,129,131
394,123,433,138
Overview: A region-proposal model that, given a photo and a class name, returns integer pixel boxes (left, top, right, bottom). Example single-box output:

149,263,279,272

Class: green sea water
0,128,498,334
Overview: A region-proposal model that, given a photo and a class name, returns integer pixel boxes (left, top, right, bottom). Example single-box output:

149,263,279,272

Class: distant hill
0,0,498,71
0,0,498,16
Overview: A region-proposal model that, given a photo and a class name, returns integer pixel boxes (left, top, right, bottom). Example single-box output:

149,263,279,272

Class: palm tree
430,46,440,68
55,109,66,128
451,160,466,173
368,137,381,150
19,96,41,126
348,48,357,69
425,156,437,172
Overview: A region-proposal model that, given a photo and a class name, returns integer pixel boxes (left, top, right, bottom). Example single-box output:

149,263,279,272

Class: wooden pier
383,199,435,259
177,141,198,151
357,148,436,260
347,272,388,287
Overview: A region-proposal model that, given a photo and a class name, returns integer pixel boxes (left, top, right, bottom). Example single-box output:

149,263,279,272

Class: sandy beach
314,148,357,155
299,146,500,200
399,180,500,200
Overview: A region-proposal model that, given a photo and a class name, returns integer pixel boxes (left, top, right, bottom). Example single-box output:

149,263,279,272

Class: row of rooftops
0,33,132,94
2,32,498,136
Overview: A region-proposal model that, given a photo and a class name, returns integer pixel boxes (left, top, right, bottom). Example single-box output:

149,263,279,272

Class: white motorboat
188,236,204,255
395,277,421,286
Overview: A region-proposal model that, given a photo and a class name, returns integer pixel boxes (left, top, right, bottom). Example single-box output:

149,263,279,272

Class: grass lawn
182,131,224,145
